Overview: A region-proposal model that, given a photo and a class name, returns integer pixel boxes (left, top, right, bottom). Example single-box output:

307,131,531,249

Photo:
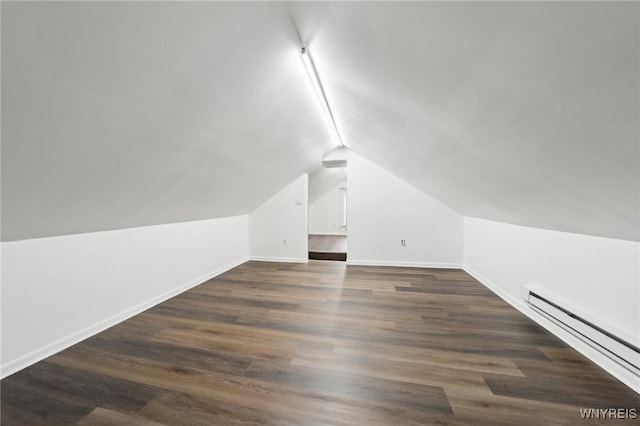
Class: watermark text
579,408,637,420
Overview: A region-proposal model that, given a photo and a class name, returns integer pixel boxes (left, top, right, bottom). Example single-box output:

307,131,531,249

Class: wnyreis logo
579,408,637,420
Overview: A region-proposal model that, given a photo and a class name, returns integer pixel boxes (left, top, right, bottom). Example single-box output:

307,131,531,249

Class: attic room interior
1,1,639,424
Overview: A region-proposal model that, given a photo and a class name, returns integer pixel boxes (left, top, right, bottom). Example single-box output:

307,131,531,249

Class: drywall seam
463,265,640,394
0,256,249,379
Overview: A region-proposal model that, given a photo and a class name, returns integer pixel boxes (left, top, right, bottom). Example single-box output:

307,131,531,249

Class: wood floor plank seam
2,260,638,425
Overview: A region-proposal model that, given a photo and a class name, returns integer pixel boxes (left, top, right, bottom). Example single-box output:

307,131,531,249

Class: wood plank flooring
2,261,639,425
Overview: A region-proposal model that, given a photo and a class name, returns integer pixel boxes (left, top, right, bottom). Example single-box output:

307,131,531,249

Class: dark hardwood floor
309,234,347,261
2,261,638,425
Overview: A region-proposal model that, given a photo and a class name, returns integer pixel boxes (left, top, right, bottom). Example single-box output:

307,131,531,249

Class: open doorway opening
308,164,347,261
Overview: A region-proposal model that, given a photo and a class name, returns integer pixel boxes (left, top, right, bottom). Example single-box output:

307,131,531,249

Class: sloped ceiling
3,2,638,242
291,1,639,241
1,2,335,241
308,165,347,203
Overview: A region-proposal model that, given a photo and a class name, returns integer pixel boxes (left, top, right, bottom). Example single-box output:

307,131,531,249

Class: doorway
307,165,347,261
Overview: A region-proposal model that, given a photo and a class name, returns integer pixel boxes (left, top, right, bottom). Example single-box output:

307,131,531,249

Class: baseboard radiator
524,289,640,375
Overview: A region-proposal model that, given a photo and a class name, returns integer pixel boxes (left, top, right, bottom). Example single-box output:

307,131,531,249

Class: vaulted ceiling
2,2,638,241
289,1,639,241
308,165,347,203
1,2,335,241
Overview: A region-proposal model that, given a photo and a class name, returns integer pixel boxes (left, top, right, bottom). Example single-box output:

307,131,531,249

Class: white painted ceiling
2,2,335,241
308,165,347,203
289,1,639,241
3,2,638,241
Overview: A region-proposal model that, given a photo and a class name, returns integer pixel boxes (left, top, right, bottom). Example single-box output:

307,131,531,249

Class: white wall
463,216,640,392
308,166,347,203
0,215,249,378
309,178,347,235
249,174,308,262
347,152,463,267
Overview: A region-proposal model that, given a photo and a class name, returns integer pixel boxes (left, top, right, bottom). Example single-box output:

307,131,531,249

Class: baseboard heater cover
524,289,640,375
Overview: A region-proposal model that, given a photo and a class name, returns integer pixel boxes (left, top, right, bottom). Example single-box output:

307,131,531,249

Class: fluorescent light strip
300,47,344,147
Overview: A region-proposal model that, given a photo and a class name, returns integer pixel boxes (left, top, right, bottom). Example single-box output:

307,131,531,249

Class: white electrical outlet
401,239,406,247
282,239,287,246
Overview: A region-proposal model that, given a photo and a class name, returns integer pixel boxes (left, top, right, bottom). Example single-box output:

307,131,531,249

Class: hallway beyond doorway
308,234,347,261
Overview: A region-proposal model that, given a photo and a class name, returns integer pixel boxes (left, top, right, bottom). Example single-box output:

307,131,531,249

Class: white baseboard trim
463,265,640,394
308,232,347,236
0,256,250,379
250,256,308,263
346,259,462,269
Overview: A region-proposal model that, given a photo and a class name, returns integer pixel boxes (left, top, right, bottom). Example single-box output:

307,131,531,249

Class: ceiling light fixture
300,47,344,147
